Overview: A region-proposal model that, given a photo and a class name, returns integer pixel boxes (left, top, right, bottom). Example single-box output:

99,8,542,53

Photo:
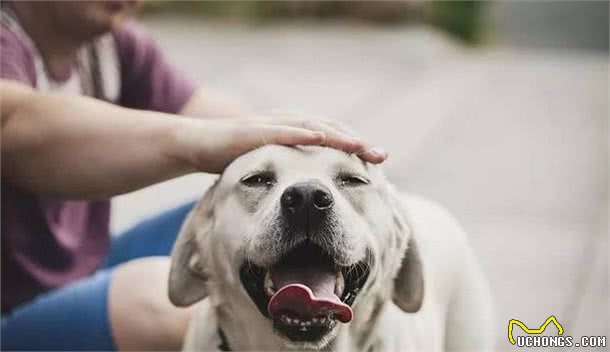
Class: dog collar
218,327,232,351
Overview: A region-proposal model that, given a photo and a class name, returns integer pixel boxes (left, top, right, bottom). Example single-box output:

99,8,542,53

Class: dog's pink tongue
267,266,352,323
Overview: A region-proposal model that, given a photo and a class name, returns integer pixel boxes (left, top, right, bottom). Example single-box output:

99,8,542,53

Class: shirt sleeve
113,23,196,114
0,23,36,86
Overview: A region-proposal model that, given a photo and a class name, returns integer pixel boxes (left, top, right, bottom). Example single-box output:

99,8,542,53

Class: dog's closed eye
336,173,370,187
241,171,276,188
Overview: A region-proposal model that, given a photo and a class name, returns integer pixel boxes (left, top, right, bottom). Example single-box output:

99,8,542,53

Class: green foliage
426,1,484,43
141,1,485,43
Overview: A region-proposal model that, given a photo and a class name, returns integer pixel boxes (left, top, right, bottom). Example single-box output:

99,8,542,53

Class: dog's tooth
286,317,292,324
264,271,275,296
335,271,345,296
305,321,311,326
312,318,319,324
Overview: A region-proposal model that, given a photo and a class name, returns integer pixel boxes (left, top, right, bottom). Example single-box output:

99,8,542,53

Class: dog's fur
169,145,494,351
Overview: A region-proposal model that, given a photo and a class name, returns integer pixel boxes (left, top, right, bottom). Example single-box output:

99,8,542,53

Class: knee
108,257,193,351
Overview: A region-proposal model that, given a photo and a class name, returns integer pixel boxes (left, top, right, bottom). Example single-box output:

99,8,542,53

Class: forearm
1,81,383,199
1,81,195,199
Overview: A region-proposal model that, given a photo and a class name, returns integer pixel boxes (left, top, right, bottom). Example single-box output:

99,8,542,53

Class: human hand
170,116,387,174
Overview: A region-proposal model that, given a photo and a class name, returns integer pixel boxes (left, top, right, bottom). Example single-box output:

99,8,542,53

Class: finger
294,119,387,163
314,118,359,138
355,146,388,164
299,120,366,154
247,117,386,163
263,113,360,138
258,117,363,153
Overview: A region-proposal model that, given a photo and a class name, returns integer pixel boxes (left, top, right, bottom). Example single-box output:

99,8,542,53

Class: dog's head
169,145,423,349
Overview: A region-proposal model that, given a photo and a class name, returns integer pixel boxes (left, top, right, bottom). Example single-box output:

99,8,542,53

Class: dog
168,145,494,351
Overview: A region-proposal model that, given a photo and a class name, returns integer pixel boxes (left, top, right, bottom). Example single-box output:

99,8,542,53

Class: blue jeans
1,201,196,351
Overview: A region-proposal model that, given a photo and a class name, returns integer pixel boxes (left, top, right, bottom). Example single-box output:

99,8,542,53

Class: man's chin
109,12,134,27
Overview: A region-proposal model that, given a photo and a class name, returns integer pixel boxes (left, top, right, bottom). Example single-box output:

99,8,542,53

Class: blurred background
111,1,608,350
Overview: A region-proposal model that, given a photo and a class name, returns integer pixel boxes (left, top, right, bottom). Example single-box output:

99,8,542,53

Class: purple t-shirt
1,17,195,312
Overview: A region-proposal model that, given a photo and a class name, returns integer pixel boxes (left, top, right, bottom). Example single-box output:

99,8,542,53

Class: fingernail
371,147,387,159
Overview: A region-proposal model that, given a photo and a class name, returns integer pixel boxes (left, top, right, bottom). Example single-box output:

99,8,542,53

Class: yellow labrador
169,145,494,351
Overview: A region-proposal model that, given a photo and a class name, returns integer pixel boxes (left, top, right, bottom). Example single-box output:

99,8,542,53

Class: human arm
1,80,385,199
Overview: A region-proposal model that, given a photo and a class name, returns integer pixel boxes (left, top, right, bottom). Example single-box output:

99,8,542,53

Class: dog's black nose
281,182,334,223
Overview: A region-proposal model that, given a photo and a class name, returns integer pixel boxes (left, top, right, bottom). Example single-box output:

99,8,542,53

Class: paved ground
112,17,608,350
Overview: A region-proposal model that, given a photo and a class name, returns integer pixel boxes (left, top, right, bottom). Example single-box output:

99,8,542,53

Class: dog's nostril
313,189,333,210
281,188,303,211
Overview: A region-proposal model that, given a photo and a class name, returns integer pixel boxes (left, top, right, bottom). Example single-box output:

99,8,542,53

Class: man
0,2,385,350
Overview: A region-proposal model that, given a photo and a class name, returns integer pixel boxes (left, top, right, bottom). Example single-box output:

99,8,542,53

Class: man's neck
12,3,83,81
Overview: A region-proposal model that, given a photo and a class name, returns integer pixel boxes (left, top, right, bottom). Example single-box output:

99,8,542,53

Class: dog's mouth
239,241,370,342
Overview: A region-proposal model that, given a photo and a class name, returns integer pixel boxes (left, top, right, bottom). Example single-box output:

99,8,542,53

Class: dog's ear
388,189,424,313
168,181,218,307
393,237,424,312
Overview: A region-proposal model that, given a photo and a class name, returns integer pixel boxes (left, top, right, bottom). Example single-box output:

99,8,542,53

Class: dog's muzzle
239,181,371,343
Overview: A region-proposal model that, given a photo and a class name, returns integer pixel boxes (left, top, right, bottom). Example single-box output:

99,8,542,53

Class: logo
508,316,563,345
508,315,606,348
